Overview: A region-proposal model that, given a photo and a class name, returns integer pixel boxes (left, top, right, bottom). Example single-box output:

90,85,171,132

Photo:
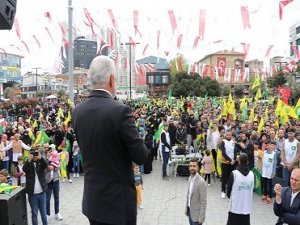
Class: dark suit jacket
274,187,300,225
72,90,148,225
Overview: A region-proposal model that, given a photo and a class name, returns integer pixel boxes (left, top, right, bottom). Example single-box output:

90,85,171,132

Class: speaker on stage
0,187,28,225
0,0,17,30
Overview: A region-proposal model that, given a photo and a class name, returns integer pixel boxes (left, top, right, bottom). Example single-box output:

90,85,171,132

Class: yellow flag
280,107,289,124
264,107,269,121
26,116,31,125
249,107,255,122
252,76,260,90
282,102,298,119
39,112,43,119
254,88,262,102
257,117,264,133
32,120,38,128
64,111,72,126
275,99,283,117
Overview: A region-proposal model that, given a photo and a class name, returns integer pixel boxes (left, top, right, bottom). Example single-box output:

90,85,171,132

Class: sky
0,0,299,74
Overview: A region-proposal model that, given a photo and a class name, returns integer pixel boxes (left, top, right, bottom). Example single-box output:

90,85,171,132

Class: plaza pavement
27,160,278,225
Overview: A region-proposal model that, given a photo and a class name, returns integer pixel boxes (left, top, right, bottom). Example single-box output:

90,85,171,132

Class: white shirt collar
93,89,113,97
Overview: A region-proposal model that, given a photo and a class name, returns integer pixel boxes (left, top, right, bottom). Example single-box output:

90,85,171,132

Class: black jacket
23,158,48,194
72,90,148,225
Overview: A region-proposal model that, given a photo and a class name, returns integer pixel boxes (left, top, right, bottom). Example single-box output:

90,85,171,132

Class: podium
0,187,28,225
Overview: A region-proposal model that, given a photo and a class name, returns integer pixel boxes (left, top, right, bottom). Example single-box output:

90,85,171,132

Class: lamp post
68,0,74,102
124,42,139,99
32,67,41,97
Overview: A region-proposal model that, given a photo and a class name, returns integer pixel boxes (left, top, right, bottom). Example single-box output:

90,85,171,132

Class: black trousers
226,212,250,225
89,219,136,225
262,177,273,197
204,174,211,184
221,163,236,192
211,149,217,172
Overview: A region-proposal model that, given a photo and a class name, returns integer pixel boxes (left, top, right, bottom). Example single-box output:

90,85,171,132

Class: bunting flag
210,65,215,80
21,41,30,54
157,30,160,49
265,45,274,58
142,44,149,56
44,11,52,22
32,35,41,48
133,10,142,37
83,8,97,36
107,9,118,31
193,36,200,49
168,10,177,34
199,9,206,40
241,6,251,29
13,18,21,40
241,43,250,58
291,45,300,61
45,27,54,44
279,0,294,20
58,22,66,37
177,34,183,49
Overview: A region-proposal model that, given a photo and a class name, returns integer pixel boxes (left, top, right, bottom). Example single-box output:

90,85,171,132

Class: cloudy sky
0,0,299,74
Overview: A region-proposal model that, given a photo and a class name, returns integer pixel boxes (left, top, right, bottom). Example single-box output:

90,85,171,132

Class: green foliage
36,91,44,98
3,87,15,100
169,54,189,78
171,73,221,97
233,84,244,98
57,89,67,97
221,85,231,96
267,71,287,89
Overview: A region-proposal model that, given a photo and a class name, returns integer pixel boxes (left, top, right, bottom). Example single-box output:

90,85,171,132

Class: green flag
154,123,164,142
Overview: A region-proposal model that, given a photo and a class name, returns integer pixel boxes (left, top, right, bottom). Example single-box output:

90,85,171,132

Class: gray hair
88,55,116,89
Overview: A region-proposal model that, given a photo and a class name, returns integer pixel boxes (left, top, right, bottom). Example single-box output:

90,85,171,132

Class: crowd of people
0,56,300,225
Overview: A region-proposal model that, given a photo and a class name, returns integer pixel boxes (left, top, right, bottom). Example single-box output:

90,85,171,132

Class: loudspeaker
0,187,28,225
0,0,17,30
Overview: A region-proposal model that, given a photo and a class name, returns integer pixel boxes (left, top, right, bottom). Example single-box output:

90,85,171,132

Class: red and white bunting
241,6,251,29
109,30,115,49
202,64,209,77
58,22,66,37
193,36,200,49
45,27,54,44
83,8,97,36
14,18,21,40
265,45,274,58
107,9,118,30
142,44,149,56
133,10,142,37
21,40,30,54
199,9,206,40
279,0,293,20
44,11,52,23
168,10,177,34
157,30,160,50
177,34,183,49
291,45,300,61
210,65,215,80
32,35,41,48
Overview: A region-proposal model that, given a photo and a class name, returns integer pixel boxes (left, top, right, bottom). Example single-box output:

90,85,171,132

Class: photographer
23,148,48,225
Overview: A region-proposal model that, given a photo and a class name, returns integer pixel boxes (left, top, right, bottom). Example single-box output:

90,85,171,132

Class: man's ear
110,75,115,87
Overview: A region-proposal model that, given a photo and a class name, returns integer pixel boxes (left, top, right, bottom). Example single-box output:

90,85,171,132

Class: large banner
217,57,226,76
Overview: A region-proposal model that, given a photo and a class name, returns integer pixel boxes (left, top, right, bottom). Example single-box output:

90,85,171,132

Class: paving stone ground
26,160,278,225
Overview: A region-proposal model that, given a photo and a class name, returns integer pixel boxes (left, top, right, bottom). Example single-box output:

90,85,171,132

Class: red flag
157,30,160,49
45,27,54,44
109,30,114,49
278,86,291,104
291,45,300,61
265,45,274,57
107,9,118,30
14,18,21,40
279,0,293,20
133,10,142,37
241,6,251,29
21,40,30,54
203,65,209,77
168,10,177,34
142,44,149,56
83,8,97,36
241,43,250,58
44,11,52,23
32,35,41,48
193,36,200,49
178,56,183,72
177,34,183,49
199,9,206,40
59,22,66,37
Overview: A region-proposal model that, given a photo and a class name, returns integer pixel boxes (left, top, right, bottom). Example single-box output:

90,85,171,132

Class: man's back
72,90,148,225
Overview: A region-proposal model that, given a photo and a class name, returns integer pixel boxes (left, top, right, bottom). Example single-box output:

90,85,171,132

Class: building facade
289,22,300,60
0,53,23,97
245,59,264,77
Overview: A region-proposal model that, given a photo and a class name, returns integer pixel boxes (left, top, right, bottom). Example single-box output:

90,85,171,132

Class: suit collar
190,173,200,197
89,90,113,99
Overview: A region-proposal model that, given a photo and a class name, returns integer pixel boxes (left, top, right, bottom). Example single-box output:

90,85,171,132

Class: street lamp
124,42,140,99
32,67,41,97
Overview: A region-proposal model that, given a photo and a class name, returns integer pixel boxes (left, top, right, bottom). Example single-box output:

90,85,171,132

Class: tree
267,71,287,89
3,87,15,100
169,54,189,78
36,91,44,98
57,89,67,97
221,85,231,96
233,84,244,98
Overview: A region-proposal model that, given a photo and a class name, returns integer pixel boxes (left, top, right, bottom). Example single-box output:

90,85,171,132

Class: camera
30,150,39,157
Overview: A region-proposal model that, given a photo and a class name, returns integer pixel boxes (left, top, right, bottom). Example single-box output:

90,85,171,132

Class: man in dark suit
274,168,300,225
72,55,148,225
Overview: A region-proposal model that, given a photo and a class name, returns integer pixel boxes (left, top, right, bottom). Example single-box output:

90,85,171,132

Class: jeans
187,134,198,153
28,192,48,225
46,180,60,215
189,214,201,225
282,167,291,186
162,151,169,177
2,160,9,172
140,164,144,174
72,156,80,173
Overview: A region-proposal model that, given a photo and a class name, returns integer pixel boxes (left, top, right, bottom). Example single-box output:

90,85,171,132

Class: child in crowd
0,169,12,185
60,144,72,183
133,164,143,209
15,156,26,187
253,141,263,171
261,140,277,204
72,140,80,178
201,149,213,186
49,149,61,180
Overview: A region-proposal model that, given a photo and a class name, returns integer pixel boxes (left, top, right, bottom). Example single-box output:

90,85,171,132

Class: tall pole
129,44,132,100
32,67,40,97
68,0,74,102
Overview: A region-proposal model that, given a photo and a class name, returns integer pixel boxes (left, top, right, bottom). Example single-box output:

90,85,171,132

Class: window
154,75,161,84
162,75,169,84
148,75,154,84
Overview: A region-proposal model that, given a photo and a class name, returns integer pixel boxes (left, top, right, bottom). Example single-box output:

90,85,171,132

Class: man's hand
287,164,294,171
28,153,34,162
48,166,54,171
230,160,235,165
274,183,282,204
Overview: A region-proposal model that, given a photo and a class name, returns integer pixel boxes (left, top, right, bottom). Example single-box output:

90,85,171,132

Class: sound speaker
0,187,28,225
0,0,17,30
